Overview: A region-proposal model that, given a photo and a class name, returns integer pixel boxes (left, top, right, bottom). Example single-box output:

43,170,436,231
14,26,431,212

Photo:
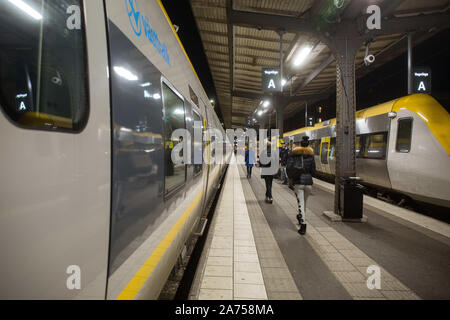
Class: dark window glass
396,118,413,153
356,135,361,157
358,132,387,159
329,138,336,160
321,142,329,164
0,1,88,132
192,110,203,176
162,82,186,194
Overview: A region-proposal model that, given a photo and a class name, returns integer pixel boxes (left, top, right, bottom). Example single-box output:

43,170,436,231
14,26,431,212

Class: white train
284,94,450,209
0,0,229,299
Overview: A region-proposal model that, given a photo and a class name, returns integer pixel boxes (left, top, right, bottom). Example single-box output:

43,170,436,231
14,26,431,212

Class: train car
0,0,229,299
284,94,450,208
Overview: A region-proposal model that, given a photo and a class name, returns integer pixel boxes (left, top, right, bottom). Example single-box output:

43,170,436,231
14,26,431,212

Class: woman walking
286,136,316,235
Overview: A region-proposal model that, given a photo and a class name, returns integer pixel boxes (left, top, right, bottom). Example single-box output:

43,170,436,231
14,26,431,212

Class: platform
189,156,450,300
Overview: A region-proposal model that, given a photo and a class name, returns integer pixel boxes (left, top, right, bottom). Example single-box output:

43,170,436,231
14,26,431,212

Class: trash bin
339,177,364,219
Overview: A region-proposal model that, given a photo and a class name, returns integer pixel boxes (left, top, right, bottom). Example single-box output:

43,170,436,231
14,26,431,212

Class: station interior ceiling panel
190,0,450,128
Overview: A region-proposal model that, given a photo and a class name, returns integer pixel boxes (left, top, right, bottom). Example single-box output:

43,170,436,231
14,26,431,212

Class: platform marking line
197,156,268,300
237,165,304,300
252,166,420,300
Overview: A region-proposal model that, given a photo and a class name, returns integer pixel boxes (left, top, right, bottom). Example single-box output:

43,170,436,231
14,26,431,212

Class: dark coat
287,146,316,185
260,149,277,179
279,147,289,166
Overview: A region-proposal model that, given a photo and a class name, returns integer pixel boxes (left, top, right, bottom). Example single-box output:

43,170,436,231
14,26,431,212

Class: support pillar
407,33,414,95
331,35,361,219
275,97,284,137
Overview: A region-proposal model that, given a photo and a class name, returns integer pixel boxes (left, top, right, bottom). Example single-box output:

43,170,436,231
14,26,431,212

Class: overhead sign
413,67,431,94
262,68,281,92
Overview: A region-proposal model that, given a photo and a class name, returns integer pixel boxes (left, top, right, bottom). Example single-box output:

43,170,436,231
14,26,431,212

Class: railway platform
189,156,450,300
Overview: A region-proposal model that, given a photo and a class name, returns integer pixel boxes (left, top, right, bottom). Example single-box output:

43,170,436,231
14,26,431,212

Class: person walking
279,142,289,185
245,146,255,178
261,142,276,204
286,136,316,235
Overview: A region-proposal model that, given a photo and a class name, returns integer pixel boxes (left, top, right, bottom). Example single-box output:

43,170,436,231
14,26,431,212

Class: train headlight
388,112,397,119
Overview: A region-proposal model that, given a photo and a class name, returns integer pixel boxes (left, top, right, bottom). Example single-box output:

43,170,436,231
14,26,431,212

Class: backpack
286,155,305,181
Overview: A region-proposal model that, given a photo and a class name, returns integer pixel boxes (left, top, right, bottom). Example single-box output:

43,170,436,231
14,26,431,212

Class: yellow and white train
284,94,450,209
0,0,229,299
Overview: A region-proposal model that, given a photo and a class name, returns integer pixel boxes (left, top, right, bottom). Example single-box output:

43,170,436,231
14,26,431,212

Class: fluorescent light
9,0,42,20
153,93,161,100
293,46,312,67
114,66,138,81
263,100,270,108
257,111,263,116
141,82,151,87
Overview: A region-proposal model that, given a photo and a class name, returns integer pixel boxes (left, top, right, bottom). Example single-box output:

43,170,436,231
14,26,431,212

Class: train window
0,1,88,132
329,138,336,160
162,82,186,194
396,118,412,153
359,132,387,159
356,135,361,157
321,142,329,164
192,109,203,176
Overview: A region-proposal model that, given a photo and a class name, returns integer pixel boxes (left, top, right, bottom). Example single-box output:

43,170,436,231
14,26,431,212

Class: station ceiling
190,0,450,129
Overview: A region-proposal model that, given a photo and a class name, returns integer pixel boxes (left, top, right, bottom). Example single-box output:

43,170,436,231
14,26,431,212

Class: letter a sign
413,67,431,94
262,68,281,92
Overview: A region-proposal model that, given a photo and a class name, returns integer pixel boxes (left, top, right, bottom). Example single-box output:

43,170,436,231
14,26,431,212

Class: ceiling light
263,100,270,108
8,0,42,20
257,111,263,116
281,79,287,87
293,46,312,67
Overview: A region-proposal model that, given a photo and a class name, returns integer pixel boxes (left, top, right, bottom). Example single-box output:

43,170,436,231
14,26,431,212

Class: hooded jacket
287,146,316,185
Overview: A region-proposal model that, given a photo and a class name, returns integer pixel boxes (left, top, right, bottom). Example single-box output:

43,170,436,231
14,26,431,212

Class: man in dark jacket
286,136,316,235
279,142,289,184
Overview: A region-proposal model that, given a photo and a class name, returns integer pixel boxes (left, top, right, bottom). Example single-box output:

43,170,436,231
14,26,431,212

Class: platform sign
262,68,281,92
413,67,431,94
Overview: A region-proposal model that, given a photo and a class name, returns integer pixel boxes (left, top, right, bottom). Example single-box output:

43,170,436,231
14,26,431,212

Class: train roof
284,94,450,155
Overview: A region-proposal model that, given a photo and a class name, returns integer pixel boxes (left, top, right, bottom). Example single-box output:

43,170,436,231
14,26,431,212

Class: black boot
298,223,307,235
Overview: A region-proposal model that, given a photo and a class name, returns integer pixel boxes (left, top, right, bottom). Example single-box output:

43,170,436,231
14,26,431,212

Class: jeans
280,166,287,183
294,185,312,224
247,166,252,177
264,177,273,198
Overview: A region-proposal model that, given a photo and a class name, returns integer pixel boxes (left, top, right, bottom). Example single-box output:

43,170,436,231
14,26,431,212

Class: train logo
126,0,142,37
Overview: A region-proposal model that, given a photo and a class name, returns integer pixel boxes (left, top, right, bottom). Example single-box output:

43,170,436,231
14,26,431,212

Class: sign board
307,116,315,127
413,67,431,94
262,68,281,92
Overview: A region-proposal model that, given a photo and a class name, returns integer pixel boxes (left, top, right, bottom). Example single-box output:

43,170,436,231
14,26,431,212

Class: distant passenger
286,136,316,235
279,142,289,185
260,142,276,204
245,146,255,178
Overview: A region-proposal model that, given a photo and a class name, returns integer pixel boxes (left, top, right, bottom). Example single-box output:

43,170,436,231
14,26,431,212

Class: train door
0,1,111,298
320,137,332,174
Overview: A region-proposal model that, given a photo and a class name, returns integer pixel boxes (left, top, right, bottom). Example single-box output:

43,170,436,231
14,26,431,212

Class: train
0,0,229,299
284,94,450,209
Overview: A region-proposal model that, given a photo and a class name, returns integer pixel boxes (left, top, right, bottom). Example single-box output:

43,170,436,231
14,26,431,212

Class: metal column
407,33,413,95
333,37,359,217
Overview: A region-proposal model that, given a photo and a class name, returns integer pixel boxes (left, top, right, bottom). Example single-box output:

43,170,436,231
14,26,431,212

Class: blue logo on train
125,0,171,66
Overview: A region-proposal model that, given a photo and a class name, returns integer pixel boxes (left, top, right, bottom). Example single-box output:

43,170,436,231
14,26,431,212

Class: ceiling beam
226,0,234,95
292,54,334,94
